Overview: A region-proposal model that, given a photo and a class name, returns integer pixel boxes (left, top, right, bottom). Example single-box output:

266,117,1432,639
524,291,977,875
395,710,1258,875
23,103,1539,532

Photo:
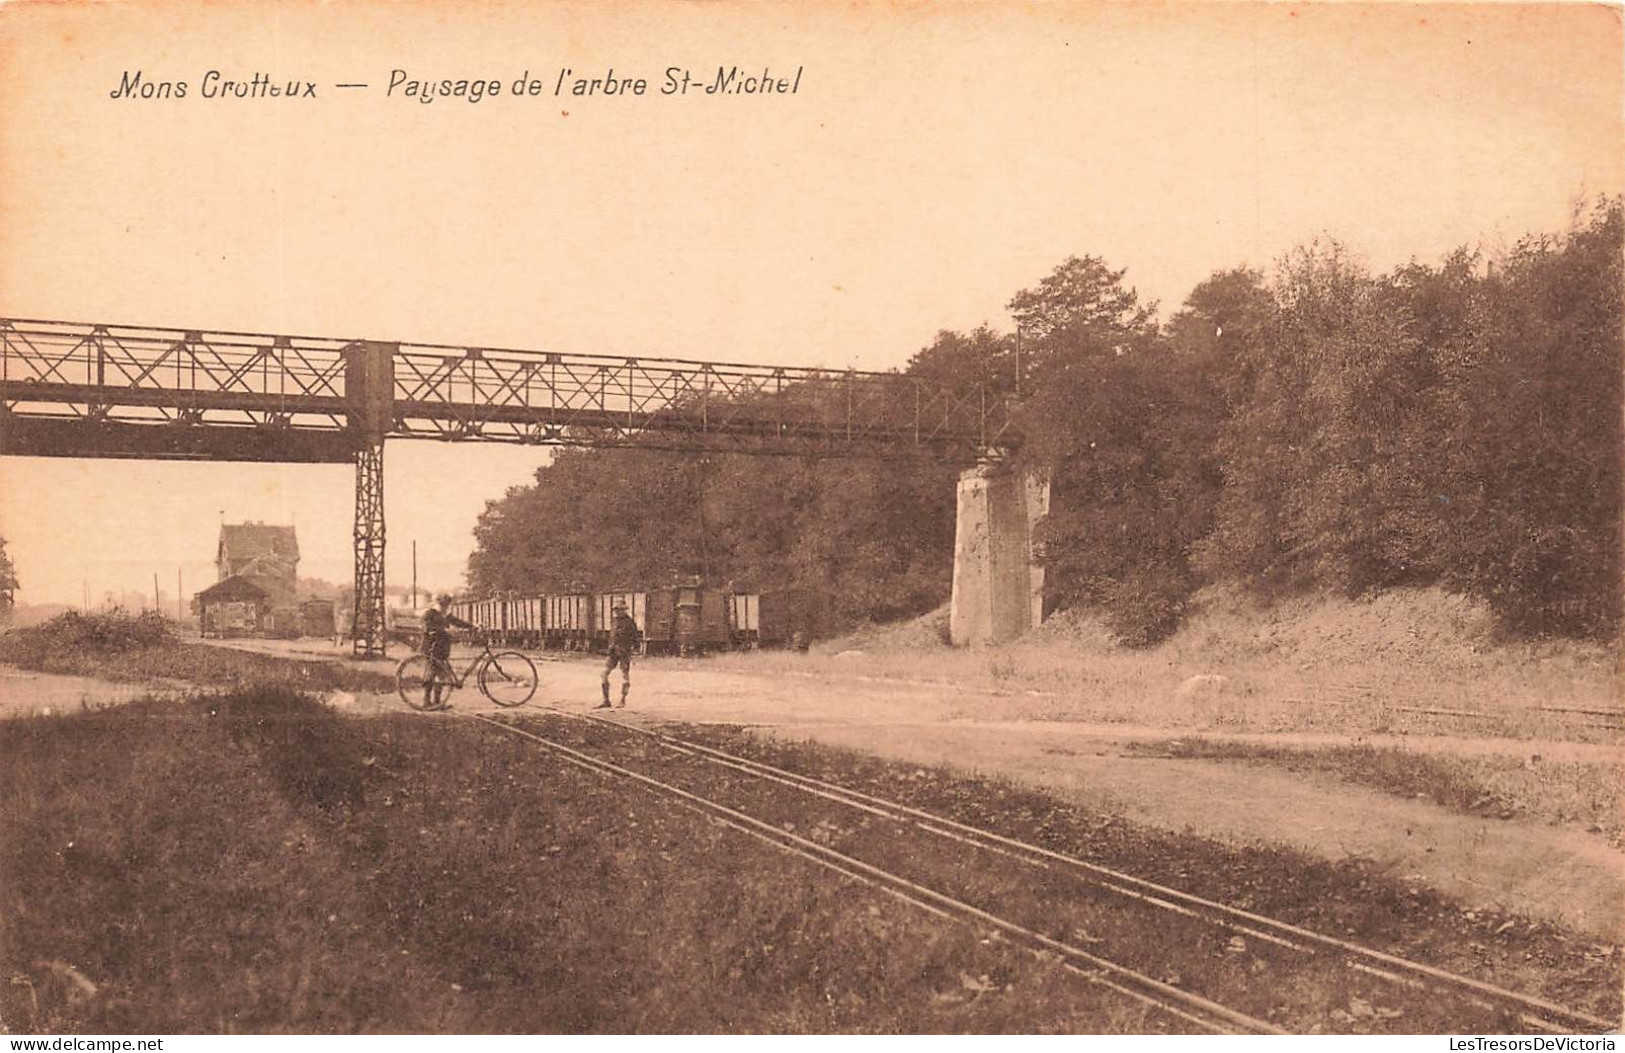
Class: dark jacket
609,612,640,654
422,607,472,658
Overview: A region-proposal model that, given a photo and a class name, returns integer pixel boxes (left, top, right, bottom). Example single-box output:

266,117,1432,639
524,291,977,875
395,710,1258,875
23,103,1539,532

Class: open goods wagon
448,582,811,655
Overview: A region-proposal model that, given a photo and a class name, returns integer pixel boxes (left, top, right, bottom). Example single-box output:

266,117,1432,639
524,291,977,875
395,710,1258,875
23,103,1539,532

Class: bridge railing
1,318,1017,458
0,318,353,430
390,342,1011,455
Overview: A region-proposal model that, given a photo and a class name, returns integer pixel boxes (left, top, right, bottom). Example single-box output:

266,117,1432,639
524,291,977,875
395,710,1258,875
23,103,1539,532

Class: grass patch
0,691,1150,1034
0,610,390,694
0,691,419,1032
671,724,1622,1024
4,689,1616,1033
1127,739,1625,848
711,587,1621,744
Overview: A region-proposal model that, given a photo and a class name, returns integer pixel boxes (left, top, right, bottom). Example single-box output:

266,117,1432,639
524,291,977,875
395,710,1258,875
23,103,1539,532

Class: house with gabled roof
217,522,299,606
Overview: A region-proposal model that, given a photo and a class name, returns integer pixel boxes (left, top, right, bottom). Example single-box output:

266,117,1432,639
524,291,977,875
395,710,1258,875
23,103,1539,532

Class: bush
0,608,172,666
1094,566,1194,648
0,610,392,694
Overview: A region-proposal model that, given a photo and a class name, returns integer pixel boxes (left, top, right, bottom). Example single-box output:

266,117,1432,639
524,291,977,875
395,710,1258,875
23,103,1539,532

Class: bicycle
397,633,539,710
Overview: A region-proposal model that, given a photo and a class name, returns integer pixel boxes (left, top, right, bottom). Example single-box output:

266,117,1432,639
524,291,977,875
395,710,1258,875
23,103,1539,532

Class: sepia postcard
0,0,1620,1041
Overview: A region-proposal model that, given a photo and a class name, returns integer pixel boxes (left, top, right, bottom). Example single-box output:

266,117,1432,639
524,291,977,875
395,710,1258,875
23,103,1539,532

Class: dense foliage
468,447,958,629
1195,205,1622,639
0,536,16,617
467,202,1622,644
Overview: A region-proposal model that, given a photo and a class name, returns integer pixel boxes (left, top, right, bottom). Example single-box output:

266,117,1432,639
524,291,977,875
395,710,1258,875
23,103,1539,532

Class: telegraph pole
696,456,711,581
1015,325,1023,401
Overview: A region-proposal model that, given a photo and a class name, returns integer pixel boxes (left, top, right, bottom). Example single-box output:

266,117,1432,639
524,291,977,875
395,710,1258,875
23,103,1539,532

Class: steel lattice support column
352,438,387,658
347,340,397,660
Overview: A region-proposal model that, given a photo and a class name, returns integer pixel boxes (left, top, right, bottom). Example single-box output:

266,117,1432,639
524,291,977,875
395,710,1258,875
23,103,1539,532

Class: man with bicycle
422,593,474,710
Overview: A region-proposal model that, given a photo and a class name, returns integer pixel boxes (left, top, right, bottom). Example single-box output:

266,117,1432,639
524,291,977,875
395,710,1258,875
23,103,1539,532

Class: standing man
598,600,640,709
422,593,473,710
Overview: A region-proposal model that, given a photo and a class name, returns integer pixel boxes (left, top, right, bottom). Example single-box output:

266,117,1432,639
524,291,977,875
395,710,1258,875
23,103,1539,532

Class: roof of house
233,555,296,581
219,523,299,563
196,576,271,603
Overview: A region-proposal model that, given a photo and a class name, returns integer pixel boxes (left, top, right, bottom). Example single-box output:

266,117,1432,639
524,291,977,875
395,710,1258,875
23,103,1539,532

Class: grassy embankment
0,610,390,694
720,588,1619,729
1123,739,1625,848
2,692,1617,1034
0,690,1161,1034
710,587,1623,843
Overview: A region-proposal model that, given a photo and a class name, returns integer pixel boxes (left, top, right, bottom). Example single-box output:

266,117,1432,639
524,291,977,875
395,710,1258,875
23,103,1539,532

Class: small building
195,576,270,638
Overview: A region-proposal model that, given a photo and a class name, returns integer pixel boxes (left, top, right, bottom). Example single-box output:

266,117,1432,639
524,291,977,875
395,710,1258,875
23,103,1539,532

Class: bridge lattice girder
0,318,1015,461
1,317,1017,659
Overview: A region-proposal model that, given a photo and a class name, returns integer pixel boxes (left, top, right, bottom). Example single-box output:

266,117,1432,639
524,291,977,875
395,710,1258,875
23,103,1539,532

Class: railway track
466,706,1616,1034
467,711,1280,1034
1280,690,1625,734
1384,704,1625,734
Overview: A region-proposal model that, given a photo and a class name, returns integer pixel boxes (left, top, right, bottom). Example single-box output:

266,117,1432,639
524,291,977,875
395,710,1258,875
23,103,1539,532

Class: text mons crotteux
106,66,804,104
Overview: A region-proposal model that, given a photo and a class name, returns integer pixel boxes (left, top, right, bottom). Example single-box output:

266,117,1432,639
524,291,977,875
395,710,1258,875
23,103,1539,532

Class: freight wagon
447,582,806,655
300,599,336,639
265,605,303,639
386,606,425,647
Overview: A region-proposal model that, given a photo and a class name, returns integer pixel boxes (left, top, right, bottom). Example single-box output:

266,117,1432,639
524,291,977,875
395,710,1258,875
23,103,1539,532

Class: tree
1165,266,1274,390
466,405,961,635
1011,256,1218,645
1436,202,1623,637
0,537,16,616
1195,206,1622,640
1197,241,1440,597
468,448,714,593
1007,255,1159,356
906,326,1017,398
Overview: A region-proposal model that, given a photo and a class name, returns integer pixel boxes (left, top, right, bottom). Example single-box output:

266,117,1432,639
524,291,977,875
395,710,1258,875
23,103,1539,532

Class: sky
0,1,1619,608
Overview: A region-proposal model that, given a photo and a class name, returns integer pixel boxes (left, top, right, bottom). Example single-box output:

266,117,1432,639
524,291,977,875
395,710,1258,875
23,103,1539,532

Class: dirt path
536,657,1625,940
8,648,1622,940
763,721,1622,938
0,667,181,717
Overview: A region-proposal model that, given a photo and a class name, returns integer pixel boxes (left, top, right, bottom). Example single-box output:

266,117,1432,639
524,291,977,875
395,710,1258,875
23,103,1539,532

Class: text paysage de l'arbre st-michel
108,66,806,103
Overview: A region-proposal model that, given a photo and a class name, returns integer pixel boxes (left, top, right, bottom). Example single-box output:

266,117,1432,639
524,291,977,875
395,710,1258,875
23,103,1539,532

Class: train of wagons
421,582,828,656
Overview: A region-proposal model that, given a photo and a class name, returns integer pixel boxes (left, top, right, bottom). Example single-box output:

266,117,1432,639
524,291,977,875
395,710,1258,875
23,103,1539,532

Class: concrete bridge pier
949,463,1049,646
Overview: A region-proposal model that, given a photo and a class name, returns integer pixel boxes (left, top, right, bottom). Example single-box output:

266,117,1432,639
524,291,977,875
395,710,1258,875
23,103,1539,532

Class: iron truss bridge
0,317,1017,658
0,318,1015,462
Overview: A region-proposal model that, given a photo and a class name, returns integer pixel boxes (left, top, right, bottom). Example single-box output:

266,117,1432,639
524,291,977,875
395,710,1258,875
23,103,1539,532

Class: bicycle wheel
480,650,538,707
397,654,450,711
